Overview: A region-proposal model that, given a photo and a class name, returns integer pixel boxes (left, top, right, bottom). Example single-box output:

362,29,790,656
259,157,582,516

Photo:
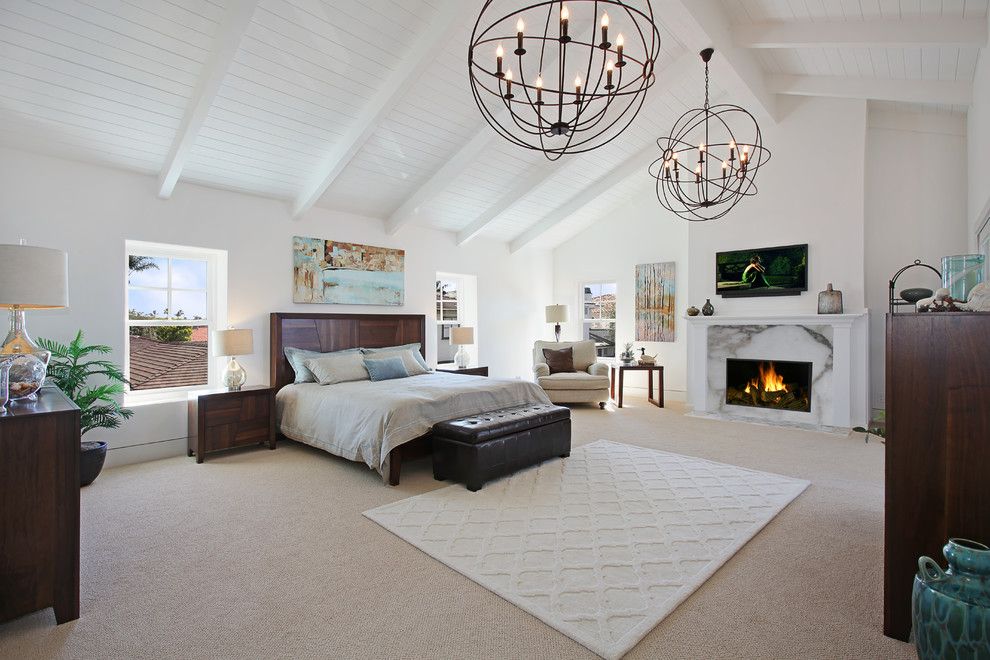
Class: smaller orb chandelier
649,48,770,221
468,1,662,160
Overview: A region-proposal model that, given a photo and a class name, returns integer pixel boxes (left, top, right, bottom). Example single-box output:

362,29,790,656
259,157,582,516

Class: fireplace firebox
725,358,812,412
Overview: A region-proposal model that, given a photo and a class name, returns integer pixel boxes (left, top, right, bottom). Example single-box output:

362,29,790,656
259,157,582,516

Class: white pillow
303,352,370,385
364,348,429,376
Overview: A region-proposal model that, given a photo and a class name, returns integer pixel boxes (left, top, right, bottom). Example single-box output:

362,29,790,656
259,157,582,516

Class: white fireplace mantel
685,311,870,430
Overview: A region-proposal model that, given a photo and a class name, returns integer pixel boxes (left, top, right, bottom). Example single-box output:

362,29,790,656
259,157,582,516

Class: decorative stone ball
686,306,700,317
900,287,934,304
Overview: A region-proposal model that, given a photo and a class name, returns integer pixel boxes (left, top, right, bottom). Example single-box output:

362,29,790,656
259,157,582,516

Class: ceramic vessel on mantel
686,306,700,317
912,538,990,660
701,299,714,316
818,283,843,314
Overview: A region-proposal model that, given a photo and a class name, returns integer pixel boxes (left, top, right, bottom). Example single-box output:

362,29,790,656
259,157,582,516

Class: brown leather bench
432,403,571,491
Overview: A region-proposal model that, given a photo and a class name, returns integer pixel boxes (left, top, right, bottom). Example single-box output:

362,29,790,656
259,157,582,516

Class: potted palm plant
38,331,134,486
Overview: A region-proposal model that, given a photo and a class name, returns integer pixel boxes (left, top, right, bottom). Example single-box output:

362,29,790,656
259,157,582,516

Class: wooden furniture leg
647,367,664,408
387,446,402,486
610,366,616,401
647,368,654,402
659,368,664,408
618,368,624,408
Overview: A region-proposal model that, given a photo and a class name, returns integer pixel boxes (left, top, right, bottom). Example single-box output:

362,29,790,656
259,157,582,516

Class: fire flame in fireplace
743,361,788,394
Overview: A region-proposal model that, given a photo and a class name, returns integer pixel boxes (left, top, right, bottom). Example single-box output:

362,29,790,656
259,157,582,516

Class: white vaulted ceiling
0,0,986,250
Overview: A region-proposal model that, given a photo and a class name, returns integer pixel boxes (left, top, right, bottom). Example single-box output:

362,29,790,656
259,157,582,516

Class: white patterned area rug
364,440,809,659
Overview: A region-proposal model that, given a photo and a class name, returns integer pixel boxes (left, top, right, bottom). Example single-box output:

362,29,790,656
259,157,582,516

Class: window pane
584,321,616,357
128,327,208,390
128,256,167,287
436,301,442,318
583,282,616,320
441,303,458,321
441,281,457,301
172,258,208,289
128,288,168,319
171,290,207,320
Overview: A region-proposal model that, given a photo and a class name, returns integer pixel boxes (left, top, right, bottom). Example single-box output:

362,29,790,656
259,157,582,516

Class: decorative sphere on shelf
686,306,700,317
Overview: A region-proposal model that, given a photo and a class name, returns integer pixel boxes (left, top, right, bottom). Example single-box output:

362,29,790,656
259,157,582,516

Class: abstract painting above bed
293,235,405,305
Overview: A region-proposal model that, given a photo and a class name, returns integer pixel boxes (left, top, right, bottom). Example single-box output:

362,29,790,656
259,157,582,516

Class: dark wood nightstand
187,385,276,463
436,365,489,377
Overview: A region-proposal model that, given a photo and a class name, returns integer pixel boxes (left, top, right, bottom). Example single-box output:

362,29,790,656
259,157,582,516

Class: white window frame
580,280,617,359
124,240,228,404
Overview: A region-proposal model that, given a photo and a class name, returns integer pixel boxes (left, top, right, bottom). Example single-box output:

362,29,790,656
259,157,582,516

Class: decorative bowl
900,287,934,304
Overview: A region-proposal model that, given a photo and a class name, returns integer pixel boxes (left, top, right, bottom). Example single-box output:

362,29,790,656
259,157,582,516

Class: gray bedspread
276,372,551,479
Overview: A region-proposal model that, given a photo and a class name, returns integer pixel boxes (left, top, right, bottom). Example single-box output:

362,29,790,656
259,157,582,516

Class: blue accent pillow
364,355,410,381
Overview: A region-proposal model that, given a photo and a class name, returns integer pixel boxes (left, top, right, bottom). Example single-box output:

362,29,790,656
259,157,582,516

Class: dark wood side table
435,365,489,377
0,386,80,625
609,364,664,408
188,385,276,463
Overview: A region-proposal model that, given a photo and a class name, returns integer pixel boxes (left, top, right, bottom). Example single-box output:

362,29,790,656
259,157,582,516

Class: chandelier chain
704,60,710,109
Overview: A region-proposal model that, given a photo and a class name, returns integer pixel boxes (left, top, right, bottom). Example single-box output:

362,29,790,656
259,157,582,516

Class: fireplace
725,358,812,413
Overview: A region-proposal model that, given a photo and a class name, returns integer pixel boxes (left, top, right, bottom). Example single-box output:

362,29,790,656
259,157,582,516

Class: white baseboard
104,437,187,469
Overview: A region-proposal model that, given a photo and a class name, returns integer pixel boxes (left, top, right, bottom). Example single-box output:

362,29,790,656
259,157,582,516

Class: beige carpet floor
0,394,914,660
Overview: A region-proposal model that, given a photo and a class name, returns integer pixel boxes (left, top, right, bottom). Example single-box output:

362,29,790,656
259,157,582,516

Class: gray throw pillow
285,346,360,383
303,352,370,386
362,343,429,373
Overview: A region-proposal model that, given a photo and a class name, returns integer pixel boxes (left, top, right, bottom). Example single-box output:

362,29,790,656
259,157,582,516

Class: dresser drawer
204,395,269,427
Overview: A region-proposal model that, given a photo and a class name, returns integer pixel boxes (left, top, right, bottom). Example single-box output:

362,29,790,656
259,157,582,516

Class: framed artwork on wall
635,262,676,342
292,236,405,305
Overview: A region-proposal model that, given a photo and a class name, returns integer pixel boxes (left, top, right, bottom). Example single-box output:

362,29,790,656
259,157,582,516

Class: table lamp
0,241,69,400
545,304,568,342
213,328,253,390
450,326,474,369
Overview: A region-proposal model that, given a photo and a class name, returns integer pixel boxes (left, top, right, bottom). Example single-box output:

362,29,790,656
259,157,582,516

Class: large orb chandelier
468,1,662,160
649,48,770,221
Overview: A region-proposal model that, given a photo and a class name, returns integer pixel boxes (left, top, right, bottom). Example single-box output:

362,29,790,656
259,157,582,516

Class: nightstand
187,385,276,463
436,365,489,377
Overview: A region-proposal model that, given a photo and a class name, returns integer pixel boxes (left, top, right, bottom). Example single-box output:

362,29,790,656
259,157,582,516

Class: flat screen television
716,244,808,298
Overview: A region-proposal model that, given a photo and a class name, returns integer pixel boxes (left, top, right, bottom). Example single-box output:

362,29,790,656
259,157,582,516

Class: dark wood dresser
187,385,276,463
0,386,80,624
884,312,990,640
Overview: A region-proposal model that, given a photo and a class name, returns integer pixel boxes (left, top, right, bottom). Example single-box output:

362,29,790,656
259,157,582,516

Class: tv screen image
716,244,808,297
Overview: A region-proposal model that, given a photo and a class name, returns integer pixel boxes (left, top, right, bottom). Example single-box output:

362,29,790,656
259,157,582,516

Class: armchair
532,340,610,409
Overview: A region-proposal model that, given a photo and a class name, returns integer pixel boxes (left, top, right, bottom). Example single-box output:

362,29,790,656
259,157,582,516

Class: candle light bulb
575,74,582,89
517,18,525,32
602,12,609,27
561,5,569,20
496,44,504,58
606,60,615,72
535,75,543,88
505,69,513,81
616,33,625,65
699,142,705,152
616,34,624,47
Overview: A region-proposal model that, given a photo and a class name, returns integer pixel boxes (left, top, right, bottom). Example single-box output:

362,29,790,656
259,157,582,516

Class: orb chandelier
468,1,662,160
648,48,770,221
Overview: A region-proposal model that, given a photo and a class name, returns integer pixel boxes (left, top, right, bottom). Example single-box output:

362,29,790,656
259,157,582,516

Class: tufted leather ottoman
431,403,571,491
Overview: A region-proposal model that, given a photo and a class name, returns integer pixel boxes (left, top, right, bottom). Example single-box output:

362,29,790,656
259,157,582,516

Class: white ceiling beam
509,146,652,253
291,0,472,220
385,127,497,235
659,0,778,123
734,18,988,50
769,74,972,106
455,160,560,245
157,1,257,199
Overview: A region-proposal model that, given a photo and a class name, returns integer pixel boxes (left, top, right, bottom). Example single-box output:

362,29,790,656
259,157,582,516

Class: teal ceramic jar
912,538,990,660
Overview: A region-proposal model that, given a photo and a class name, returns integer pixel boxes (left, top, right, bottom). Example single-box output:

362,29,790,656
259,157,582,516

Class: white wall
687,96,869,315
968,14,990,248
552,193,689,394
864,110,969,410
0,147,552,465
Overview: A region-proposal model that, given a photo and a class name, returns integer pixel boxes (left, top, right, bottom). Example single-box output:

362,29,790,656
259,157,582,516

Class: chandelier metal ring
468,0,662,160
649,48,770,221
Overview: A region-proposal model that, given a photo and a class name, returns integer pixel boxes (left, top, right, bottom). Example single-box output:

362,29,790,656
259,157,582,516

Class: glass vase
1,308,49,400
941,254,985,302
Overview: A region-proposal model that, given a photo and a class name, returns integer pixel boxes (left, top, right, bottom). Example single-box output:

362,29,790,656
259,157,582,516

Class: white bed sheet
276,372,551,479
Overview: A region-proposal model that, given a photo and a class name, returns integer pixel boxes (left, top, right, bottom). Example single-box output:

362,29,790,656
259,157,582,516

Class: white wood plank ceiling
0,0,986,249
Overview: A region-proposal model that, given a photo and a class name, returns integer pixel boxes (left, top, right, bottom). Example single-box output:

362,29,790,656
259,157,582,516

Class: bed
270,312,550,484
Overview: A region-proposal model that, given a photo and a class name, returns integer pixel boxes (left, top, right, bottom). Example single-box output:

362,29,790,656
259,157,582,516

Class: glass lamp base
454,346,470,369
2,308,49,400
222,357,247,390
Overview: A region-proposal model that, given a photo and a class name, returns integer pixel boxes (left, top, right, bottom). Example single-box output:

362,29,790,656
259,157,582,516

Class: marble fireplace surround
686,313,869,430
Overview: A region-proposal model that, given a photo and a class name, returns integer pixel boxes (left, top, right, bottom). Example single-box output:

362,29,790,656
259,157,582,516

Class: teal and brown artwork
293,236,404,306
912,538,990,660
635,262,675,342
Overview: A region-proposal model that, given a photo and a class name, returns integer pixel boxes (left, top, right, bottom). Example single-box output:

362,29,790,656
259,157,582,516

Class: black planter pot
80,440,108,487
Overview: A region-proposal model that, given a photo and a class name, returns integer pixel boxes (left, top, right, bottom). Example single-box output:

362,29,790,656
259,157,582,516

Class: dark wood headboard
270,312,426,391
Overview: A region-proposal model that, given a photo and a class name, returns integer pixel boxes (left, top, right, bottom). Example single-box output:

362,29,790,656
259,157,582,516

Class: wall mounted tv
716,244,808,298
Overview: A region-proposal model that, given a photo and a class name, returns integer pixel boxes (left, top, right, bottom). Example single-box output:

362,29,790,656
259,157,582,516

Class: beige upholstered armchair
533,340,610,409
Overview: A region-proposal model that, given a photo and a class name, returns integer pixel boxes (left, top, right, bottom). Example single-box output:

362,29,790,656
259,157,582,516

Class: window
436,277,460,364
125,241,226,396
582,282,616,358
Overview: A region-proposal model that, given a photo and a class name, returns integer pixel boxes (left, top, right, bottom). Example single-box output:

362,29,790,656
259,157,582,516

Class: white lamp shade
545,304,568,323
0,244,68,309
450,326,474,346
213,328,253,356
